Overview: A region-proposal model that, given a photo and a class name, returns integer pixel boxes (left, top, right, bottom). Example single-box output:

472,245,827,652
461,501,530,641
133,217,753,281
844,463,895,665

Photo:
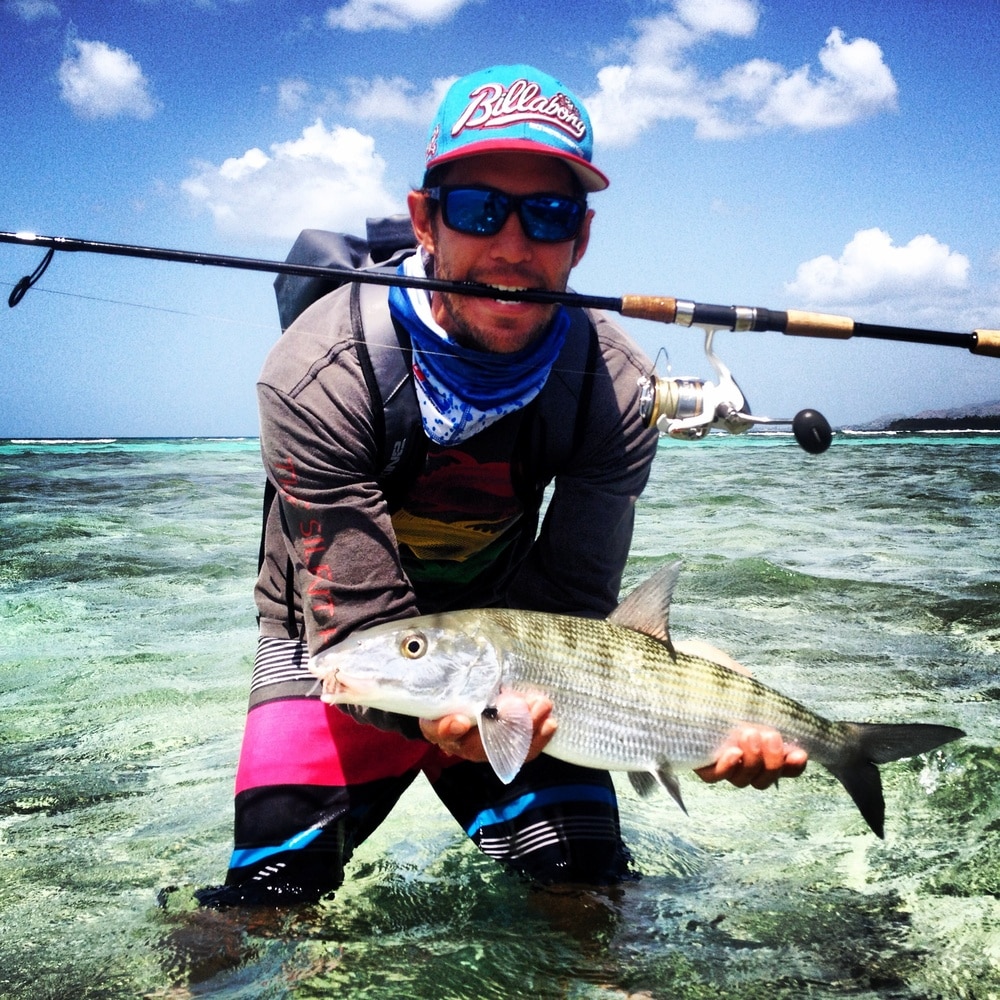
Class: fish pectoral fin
479,696,534,785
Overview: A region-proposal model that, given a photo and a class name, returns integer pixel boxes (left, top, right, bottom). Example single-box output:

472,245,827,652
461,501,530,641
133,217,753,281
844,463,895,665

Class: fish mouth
320,670,378,703
315,665,346,701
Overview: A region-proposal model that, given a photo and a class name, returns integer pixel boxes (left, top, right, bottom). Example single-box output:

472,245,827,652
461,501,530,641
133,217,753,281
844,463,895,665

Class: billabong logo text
451,78,587,143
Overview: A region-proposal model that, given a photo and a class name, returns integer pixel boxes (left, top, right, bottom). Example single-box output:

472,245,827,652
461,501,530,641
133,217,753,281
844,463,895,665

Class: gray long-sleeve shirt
254,280,659,663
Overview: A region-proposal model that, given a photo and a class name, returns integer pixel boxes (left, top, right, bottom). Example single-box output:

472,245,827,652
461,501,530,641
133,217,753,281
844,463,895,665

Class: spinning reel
638,328,833,454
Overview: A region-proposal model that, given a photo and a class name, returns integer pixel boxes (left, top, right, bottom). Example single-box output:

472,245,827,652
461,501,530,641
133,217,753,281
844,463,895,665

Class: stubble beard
434,288,556,354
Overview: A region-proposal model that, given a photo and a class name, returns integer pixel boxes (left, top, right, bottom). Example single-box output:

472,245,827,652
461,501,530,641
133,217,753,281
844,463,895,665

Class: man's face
408,152,593,354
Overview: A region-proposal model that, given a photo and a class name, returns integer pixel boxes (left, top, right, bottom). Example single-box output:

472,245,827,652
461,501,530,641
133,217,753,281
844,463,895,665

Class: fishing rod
4,229,999,454
5,230,999,355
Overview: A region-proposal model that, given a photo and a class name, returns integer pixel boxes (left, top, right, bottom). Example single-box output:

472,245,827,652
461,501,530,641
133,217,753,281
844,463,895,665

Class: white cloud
58,38,157,120
276,78,311,114
786,228,970,305
674,0,758,38
587,0,897,143
269,74,452,126
6,0,60,20
181,119,403,241
345,74,455,123
745,29,898,130
325,0,470,32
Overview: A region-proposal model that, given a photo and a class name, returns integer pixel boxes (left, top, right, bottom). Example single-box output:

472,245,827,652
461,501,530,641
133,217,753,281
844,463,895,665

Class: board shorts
196,636,635,906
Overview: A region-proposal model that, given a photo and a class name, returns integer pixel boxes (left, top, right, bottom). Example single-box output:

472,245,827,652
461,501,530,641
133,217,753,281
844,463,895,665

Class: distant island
846,399,1000,433
886,414,1000,432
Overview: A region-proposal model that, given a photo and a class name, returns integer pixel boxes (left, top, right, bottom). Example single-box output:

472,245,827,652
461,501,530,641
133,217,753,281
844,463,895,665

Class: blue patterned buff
387,252,569,446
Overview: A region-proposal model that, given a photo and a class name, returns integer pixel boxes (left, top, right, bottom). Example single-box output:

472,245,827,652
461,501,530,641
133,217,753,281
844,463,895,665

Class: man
198,65,806,907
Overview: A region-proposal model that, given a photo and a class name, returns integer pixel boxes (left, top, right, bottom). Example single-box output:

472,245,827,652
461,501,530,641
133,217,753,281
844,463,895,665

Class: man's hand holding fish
694,725,809,789
420,692,558,763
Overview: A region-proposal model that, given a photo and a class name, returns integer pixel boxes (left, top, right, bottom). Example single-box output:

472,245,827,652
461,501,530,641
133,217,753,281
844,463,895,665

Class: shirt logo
384,436,408,476
451,78,587,144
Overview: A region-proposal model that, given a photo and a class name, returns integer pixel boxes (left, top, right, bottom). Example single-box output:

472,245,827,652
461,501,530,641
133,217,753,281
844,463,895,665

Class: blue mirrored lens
435,187,583,242
521,196,584,242
446,188,508,236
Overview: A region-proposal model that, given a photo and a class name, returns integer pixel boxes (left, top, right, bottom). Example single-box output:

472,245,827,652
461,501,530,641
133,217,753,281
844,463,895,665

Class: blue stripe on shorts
229,824,324,870
464,783,618,838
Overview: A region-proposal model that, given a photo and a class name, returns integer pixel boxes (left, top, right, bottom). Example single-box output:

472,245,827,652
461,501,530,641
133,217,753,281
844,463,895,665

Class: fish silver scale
471,608,851,773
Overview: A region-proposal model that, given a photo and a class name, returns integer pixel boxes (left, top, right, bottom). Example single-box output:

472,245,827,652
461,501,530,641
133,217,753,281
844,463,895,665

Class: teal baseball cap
424,64,609,192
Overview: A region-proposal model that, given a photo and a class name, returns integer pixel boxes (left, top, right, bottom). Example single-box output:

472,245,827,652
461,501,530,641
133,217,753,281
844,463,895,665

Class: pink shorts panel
234,698,438,794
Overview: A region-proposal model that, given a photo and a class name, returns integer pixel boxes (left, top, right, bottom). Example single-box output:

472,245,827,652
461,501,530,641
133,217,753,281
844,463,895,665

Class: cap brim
425,138,609,192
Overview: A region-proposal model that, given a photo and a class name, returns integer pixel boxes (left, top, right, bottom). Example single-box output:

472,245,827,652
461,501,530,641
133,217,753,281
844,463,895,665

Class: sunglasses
426,185,586,243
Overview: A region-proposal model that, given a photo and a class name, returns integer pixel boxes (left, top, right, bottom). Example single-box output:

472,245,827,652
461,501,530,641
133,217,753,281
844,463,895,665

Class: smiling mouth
488,284,532,303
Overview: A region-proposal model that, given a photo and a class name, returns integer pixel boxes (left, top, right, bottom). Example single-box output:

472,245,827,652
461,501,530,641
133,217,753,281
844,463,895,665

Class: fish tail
826,722,965,839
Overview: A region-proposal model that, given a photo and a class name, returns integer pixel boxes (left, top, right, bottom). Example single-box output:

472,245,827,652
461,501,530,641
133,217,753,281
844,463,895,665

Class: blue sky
1,0,998,437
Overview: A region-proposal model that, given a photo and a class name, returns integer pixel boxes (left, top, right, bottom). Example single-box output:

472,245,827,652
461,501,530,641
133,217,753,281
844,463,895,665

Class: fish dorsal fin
479,691,534,784
608,560,682,651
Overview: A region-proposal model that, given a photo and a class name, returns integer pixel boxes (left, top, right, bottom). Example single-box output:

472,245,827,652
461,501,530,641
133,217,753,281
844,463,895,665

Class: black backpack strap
570,309,600,459
351,280,426,509
262,220,420,635
510,306,600,506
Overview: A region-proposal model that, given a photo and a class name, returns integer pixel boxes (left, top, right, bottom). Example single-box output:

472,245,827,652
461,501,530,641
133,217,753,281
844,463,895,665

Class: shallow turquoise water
1,434,997,998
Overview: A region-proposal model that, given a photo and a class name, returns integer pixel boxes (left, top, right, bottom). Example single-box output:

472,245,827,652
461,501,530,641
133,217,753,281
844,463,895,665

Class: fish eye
400,632,428,659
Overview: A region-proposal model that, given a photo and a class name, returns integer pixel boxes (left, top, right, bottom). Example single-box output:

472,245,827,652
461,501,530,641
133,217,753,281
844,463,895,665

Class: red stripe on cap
425,138,609,191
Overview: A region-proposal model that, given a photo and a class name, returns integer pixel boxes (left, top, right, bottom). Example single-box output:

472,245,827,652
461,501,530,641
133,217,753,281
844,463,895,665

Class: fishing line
0,275,608,381
7,247,53,306
1,278,275,329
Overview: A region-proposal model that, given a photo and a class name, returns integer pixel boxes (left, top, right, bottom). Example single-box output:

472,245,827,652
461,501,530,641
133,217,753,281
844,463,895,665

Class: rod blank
2,229,997,357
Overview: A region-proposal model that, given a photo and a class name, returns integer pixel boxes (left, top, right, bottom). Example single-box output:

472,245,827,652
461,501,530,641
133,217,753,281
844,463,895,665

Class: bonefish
310,562,964,837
